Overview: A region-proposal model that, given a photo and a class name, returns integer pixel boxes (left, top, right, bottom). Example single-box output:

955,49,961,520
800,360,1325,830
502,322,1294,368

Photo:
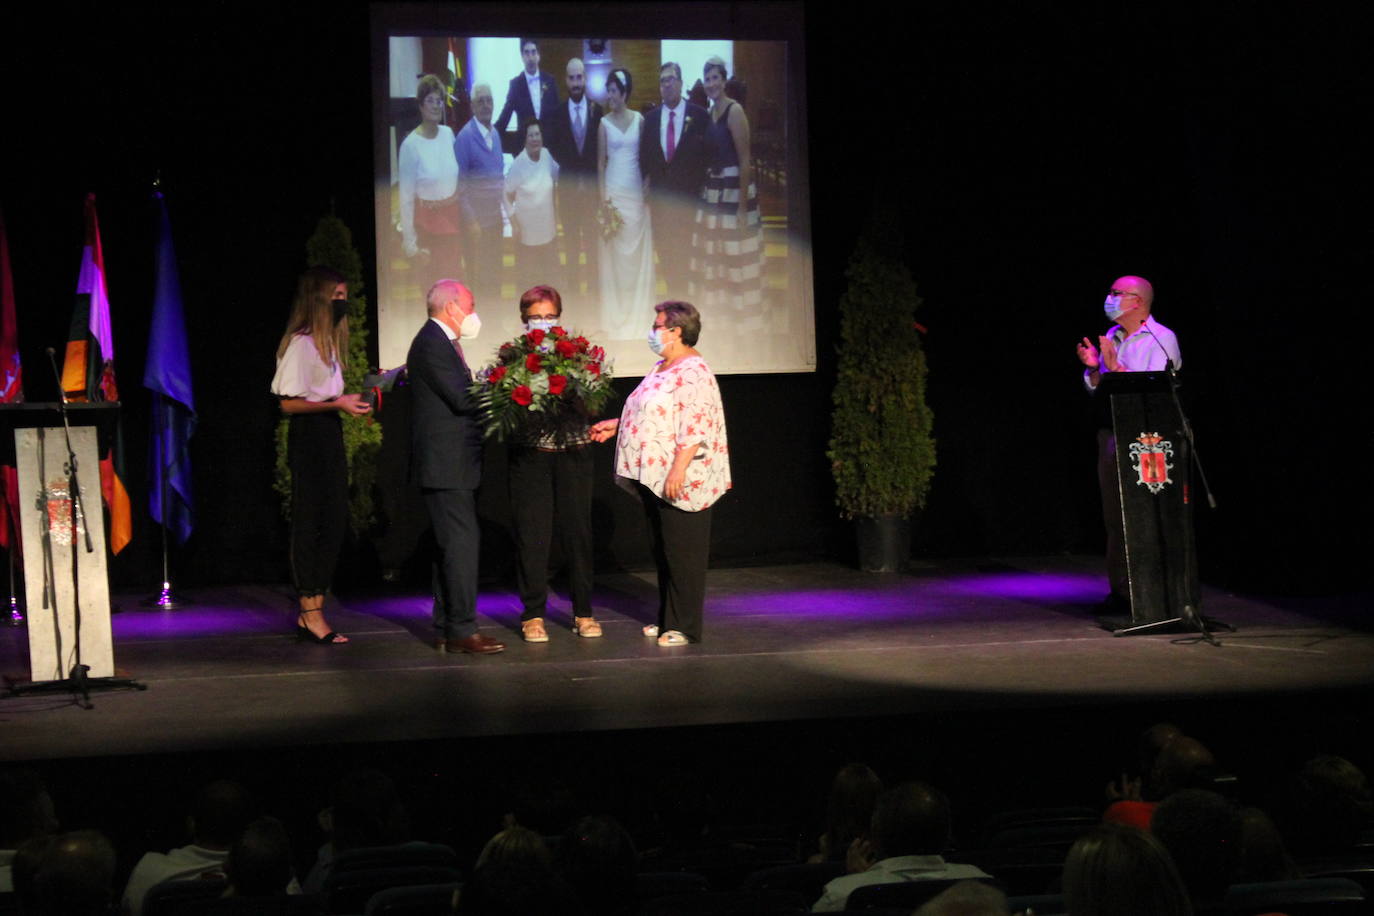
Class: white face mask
525,317,557,332
647,327,665,355
1103,294,1126,321
459,311,482,340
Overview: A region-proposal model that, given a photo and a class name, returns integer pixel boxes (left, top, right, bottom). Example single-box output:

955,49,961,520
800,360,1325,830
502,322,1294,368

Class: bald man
407,280,504,654
1077,275,1182,608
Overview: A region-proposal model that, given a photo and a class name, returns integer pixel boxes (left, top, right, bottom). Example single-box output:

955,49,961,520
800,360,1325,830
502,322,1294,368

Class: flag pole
6,544,21,626
141,398,188,609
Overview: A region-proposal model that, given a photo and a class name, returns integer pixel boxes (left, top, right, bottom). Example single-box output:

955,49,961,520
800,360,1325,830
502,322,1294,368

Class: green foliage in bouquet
273,214,384,530
472,325,614,447
827,234,936,519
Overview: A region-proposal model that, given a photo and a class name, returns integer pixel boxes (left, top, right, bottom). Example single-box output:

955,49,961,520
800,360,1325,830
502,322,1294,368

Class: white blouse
615,355,731,512
504,149,560,246
271,334,343,402
398,125,459,255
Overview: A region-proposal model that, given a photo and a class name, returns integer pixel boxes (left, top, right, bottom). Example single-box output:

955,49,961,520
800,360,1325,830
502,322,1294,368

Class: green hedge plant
827,236,935,519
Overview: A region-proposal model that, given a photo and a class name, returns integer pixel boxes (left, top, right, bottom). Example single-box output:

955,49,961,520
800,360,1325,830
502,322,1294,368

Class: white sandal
656,630,689,647
642,624,660,638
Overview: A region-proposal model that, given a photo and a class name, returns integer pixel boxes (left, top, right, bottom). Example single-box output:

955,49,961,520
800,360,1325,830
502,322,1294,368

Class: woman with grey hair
589,301,731,645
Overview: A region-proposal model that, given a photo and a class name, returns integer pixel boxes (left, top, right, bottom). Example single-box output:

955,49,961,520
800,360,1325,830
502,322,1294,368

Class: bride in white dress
597,68,655,340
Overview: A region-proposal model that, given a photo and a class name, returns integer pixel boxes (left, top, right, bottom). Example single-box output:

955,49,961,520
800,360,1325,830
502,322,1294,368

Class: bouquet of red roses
471,325,614,446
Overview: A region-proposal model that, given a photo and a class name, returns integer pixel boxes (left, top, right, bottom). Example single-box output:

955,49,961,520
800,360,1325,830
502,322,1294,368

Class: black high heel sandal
296,602,347,644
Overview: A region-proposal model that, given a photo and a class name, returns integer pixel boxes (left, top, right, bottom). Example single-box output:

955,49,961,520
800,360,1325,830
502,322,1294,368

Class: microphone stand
3,351,145,707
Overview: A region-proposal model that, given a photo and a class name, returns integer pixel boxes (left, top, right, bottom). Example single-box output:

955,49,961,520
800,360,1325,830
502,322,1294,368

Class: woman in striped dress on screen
691,55,763,329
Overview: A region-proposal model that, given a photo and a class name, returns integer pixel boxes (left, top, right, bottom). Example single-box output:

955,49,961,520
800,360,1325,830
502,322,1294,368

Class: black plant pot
854,515,910,573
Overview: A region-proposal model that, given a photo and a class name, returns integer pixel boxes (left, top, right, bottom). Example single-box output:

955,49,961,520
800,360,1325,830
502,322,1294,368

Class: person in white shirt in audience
812,782,990,912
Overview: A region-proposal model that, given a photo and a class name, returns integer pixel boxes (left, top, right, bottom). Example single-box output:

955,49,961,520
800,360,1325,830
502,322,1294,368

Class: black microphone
45,347,69,403
1142,317,1177,374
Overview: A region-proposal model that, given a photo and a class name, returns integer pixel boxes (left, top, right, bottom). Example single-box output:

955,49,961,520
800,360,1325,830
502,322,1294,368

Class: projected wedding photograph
373,34,813,377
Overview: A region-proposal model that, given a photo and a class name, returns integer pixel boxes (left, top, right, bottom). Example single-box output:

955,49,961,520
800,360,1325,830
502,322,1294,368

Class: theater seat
363,881,461,916
1225,876,1367,916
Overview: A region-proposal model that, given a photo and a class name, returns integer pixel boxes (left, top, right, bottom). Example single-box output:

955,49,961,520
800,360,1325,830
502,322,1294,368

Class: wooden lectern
1100,372,1201,629
0,403,118,683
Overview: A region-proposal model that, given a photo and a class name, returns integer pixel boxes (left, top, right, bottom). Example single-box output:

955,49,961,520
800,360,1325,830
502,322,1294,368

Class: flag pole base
140,582,191,610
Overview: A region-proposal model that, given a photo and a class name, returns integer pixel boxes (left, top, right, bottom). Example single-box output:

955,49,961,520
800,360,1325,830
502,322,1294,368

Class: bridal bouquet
472,326,614,446
596,199,624,240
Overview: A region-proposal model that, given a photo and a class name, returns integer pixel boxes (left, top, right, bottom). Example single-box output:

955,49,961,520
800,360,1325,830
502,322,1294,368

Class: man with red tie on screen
640,61,709,300
494,38,559,156
544,58,603,302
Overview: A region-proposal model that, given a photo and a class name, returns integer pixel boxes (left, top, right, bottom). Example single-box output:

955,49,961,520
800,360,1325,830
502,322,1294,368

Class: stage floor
2,557,1371,763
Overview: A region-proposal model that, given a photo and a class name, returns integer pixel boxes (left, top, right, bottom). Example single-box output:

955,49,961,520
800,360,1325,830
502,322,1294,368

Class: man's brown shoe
441,633,506,654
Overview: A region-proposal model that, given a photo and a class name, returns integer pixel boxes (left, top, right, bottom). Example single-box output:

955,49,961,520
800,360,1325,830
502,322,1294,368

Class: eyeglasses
1109,289,1142,299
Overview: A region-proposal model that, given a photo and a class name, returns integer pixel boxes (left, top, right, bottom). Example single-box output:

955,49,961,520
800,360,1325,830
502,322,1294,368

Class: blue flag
144,192,196,544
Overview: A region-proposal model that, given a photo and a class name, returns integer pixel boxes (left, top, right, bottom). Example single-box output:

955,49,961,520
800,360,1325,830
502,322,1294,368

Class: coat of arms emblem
1128,432,1174,495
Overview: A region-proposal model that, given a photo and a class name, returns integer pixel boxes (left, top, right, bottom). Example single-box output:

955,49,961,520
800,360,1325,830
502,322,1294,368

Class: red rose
588,361,601,376
526,329,546,346
555,339,576,358
574,336,589,352
548,374,568,395
551,326,566,336
489,365,507,383
512,385,533,406
525,353,542,371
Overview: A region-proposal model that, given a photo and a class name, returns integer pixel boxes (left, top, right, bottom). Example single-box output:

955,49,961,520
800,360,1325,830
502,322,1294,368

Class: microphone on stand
45,348,69,404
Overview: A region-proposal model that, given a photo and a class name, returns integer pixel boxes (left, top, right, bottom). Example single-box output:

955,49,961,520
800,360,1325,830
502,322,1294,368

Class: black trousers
509,446,594,620
287,413,347,598
465,221,504,306
423,487,480,639
513,240,558,295
636,483,713,642
1097,428,1129,599
560,181,599,301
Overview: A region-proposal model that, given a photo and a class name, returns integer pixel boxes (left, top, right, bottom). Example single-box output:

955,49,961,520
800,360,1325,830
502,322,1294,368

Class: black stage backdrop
0,2,1360,596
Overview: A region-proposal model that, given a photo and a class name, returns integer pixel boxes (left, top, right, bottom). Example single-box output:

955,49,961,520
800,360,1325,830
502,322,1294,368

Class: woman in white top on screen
398,75,462,304
505,120,561,291
269,267,371,644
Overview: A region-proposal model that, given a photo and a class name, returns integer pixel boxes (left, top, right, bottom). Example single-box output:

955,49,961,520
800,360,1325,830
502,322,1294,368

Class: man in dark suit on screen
494,38,559,156
407,279,505,654
640,61,709,300
544,58,603,302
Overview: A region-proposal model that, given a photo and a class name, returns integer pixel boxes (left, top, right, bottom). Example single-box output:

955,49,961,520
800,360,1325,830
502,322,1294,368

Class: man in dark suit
407,279,505,654
543,58,603,304
494,38,559,156
640,61,710,300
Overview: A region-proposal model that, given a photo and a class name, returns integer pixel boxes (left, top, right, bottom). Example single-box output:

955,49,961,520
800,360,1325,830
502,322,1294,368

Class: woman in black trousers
270,266,371,643
590,301,731,645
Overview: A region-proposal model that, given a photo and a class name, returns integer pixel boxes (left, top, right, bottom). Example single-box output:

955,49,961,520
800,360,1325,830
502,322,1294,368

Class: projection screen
371,4,812,379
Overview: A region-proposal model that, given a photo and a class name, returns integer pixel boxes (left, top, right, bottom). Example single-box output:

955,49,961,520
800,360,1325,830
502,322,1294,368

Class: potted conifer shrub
827,234,935,572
